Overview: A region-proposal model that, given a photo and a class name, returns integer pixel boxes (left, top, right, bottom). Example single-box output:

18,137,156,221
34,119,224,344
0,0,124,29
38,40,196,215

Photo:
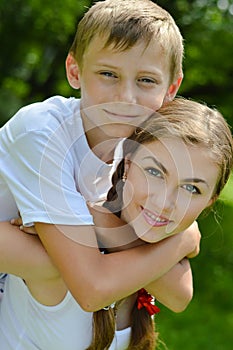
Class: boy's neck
91,137,120,163
83,121,120,163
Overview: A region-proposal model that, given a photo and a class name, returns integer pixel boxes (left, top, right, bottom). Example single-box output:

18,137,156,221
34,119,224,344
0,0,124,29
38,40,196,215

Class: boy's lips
141,207,172,227
102,104,153,123
103,109,141,121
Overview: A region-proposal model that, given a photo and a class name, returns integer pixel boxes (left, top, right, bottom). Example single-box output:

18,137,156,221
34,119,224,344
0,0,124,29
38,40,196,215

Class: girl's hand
10,217,37,235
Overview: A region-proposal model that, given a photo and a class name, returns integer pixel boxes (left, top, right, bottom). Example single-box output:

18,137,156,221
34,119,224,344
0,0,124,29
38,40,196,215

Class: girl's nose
150,186,177,214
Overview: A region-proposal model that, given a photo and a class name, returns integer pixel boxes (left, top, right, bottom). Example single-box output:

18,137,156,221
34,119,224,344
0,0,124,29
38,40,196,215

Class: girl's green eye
146,167,162,177
183,184,200,194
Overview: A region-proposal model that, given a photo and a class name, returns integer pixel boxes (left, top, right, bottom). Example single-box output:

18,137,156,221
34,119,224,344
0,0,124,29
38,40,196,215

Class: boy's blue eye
100,71,116,78
182,184,201,194
138,77,157,84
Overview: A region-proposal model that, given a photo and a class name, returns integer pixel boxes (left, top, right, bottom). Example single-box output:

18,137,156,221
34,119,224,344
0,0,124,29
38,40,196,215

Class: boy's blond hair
69,0,184,84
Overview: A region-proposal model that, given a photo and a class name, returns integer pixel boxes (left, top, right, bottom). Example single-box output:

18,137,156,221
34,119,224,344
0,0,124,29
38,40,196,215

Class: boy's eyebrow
94,62,164,77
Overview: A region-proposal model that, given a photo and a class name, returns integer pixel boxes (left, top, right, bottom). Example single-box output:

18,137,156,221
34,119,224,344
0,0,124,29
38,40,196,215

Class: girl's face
121,137,219,243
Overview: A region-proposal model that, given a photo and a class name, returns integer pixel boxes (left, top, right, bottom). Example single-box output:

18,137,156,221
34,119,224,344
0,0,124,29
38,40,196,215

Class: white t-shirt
0,95,113,224
0,275,131,350
0,96,130,349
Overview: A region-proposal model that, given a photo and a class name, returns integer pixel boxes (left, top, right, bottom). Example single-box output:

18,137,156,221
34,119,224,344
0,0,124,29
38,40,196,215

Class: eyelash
99,71,116,78
145,168,202,195
99,72,157,85
145,167,163,178
138,77,157,85
182,184,201,194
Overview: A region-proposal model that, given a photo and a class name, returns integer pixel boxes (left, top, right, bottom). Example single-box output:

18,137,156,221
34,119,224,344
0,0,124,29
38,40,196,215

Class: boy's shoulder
4,96,81,134
22,95,80,118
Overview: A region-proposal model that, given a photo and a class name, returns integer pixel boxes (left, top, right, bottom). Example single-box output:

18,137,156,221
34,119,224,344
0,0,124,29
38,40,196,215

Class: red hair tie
137,288,160,316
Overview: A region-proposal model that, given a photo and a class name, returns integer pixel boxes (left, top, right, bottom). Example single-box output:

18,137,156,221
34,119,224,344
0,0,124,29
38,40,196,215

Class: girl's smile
121,137,219,243
141,206,172,227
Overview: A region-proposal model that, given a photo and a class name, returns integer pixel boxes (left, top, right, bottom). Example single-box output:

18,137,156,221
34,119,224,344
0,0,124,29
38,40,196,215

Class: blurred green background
0,0,232,349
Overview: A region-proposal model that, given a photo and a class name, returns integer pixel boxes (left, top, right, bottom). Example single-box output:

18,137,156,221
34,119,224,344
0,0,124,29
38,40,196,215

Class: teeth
145,211,167,222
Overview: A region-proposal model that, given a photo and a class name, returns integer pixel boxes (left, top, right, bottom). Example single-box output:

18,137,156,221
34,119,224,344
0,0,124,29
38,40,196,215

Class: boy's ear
163,73,183,104
65,53,81,89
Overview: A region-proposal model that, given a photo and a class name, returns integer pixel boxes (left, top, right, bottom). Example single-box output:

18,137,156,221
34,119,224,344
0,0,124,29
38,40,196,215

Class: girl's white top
0,275,130,349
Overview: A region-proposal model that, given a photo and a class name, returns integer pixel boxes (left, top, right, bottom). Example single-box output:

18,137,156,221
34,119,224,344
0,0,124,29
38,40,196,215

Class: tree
1,0,232,128
0,0,91,124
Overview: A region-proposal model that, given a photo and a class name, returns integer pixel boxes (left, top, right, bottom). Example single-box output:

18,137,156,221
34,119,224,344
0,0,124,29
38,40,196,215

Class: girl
87,97,233,349
0,97,232,349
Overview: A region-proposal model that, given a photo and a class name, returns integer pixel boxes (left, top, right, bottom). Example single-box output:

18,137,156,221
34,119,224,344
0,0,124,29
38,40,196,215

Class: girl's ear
65,53,81,89
123,155,131,176
207,194,218,208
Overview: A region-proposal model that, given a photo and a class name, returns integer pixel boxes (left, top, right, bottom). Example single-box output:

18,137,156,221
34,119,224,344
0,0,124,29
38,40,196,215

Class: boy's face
66,36,181,139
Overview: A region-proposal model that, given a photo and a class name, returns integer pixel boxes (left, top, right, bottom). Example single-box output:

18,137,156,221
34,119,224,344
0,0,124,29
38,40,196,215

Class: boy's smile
80,35,172,110
66,35,181,149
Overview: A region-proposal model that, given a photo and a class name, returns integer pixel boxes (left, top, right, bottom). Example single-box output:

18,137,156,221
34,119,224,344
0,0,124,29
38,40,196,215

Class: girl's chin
137,226,177,243
138,232,169,244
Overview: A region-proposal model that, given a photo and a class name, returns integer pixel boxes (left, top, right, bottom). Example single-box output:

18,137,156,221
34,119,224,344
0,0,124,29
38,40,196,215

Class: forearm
0,222,58,281
145,258,193,312
88,203,139,250
36,222,197,312
88,205,199,311
101,234,193,313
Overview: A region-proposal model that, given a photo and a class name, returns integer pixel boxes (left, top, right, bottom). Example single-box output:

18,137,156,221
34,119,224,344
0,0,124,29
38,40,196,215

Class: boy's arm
145,258,193,312
89,204,198,312
0,222,59,281
145,222,201,312
35,206,200,312
10,212,198,313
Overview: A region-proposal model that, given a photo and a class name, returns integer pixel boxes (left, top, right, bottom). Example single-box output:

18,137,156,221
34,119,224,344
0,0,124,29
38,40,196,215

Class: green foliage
0,0,233,127
0,0,91,123
156,0,233,126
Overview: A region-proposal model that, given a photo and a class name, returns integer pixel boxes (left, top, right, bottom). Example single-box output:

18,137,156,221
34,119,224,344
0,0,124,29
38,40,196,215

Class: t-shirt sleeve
1,128,93,226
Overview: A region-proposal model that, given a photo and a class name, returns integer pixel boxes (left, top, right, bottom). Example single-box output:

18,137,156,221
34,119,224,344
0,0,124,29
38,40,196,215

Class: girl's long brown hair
87,299,158,350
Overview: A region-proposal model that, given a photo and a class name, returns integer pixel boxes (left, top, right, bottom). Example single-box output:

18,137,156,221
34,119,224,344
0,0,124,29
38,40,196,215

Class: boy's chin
102,124,136,138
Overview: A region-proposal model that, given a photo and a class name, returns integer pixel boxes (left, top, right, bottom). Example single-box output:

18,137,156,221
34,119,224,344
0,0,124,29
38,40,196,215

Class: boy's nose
114,81,137,104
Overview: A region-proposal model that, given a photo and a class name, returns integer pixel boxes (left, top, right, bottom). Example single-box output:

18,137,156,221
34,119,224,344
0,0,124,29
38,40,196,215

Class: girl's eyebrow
142,156,167,174
143,156,209,188
183,178,209,188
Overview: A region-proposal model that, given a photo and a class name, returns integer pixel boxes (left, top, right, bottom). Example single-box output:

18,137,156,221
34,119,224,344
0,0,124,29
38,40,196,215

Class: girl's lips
141,207,172,227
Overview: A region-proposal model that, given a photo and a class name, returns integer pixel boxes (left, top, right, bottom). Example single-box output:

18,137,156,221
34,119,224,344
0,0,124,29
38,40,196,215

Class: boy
0,0,198,313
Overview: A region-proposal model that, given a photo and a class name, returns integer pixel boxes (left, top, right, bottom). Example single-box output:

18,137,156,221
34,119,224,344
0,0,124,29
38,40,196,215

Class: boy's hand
10,218,37,235
184,221,201,259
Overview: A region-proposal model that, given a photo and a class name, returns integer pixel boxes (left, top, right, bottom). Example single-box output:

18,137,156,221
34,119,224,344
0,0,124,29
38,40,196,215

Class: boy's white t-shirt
0,95,113,224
